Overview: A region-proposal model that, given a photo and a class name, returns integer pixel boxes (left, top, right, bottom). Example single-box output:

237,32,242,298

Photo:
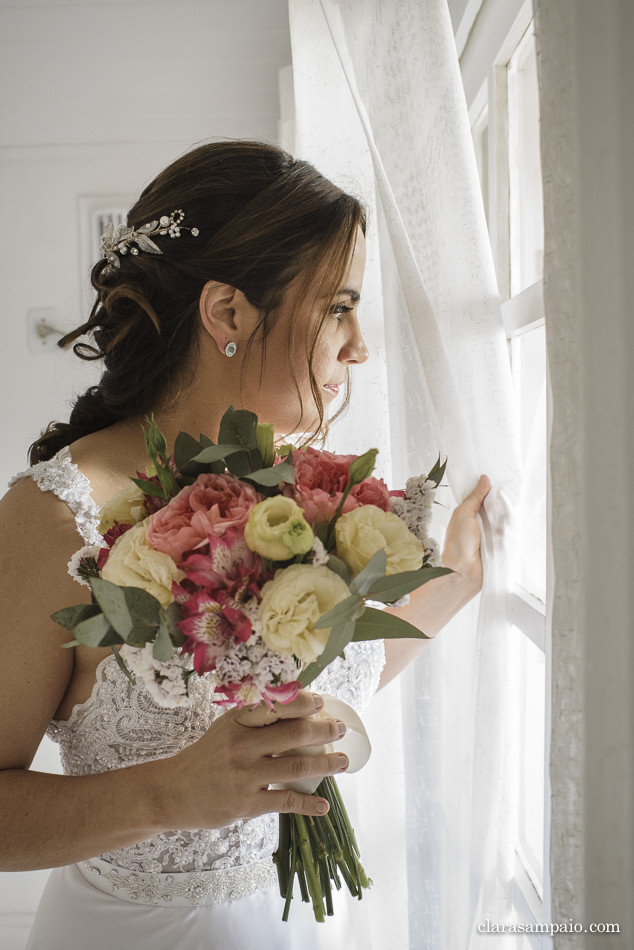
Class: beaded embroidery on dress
13,450,386,907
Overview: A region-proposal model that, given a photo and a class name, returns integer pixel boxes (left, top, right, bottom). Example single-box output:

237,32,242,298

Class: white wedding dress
13,450,385,950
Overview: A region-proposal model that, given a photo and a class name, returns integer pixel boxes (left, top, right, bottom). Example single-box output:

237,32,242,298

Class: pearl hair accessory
224,341,238,358
100,209,200,277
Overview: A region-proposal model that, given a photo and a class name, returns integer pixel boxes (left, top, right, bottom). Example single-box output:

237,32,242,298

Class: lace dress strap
9,448,102,546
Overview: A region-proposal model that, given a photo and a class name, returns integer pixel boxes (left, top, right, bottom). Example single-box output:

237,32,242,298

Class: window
462,0,549,939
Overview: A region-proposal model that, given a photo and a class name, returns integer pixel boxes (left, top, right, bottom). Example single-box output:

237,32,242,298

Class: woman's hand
379,475,491,686
149,690,348,832
441,474,491,594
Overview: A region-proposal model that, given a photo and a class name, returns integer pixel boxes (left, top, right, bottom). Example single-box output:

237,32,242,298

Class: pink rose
146,473,260,563
286,447,391,526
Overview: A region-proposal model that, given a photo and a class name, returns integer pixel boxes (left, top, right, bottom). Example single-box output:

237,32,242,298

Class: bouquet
54,406,448,922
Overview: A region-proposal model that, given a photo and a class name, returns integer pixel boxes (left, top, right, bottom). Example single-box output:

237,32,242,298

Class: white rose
98,483,147,535
102,521,184,607
335,506,424,576
259,564,350,665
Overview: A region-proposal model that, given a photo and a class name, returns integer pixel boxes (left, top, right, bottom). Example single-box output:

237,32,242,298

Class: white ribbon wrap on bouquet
277,694,372,795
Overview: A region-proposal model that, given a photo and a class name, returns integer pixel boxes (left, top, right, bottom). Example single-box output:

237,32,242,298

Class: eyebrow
337,288,361,302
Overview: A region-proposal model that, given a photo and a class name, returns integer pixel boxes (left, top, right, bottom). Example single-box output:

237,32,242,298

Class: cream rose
101,521,185,607
335,506,424,576
259,564,350,665
245,496,314,561
98,483,147,535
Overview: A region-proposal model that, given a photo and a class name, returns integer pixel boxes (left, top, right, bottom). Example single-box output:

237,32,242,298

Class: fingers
233,690,323,728
259,787,331,817
263,750,349,786
461,474,491,513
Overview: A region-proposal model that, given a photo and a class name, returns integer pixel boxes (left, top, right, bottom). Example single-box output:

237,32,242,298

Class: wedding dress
13,449,385,950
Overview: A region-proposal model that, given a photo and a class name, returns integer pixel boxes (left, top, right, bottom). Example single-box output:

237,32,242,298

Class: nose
339,320,369,365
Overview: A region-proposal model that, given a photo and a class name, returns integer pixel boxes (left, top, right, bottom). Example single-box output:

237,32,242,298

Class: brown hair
29,141,366,463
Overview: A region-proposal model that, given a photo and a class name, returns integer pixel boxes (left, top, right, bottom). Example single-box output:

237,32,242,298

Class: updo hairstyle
29,141,366,463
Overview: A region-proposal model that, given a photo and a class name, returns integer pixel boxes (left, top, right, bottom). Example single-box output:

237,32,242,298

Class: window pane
508,25,544,294
511,323,547,604
515,626,545,885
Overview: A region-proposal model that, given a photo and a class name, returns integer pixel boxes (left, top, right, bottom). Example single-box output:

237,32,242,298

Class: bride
0,140,489,949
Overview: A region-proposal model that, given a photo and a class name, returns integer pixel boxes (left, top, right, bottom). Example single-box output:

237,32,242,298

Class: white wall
0,2,290,945
0,0,290,487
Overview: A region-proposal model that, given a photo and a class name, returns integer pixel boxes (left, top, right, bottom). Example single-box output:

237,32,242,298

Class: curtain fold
289,1,521,946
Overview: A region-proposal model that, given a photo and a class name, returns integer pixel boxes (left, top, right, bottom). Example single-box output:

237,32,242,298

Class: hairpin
100,209,200,275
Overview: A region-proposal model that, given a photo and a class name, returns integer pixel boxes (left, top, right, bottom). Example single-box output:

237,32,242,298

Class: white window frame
458,0,551,939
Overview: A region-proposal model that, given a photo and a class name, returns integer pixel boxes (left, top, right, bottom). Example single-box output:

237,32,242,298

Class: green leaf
174,431,203,470
155,460,180,498
111,646,134,682
130,476,165,499
225,450,252,478
143,415,168,460
326,555,352,584
426,455,447,486
256,422,275,468
298,619,356,687
367,565,453,603
352,605,430,641
162,602,185,647
191,443,245,464
218,406,259,450
348,448,378,486
313,592,364,630
51,602,101,632
153,613,176,661
350,549,386,597
73,613,121,648
245,460,296,486
90,578,133,638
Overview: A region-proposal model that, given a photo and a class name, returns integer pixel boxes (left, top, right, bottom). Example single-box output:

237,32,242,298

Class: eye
330,303,354,321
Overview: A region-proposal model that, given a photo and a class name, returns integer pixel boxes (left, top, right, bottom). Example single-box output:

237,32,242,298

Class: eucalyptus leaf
350,549,387,596
162,602,185,647
90,578,133,638
192,443,245,464
174,432,205,474
298,619,356,687
367,566,453,603
245,461,296,487
74,613,121,648
326,555,352,585
352,605,430,641
225,450,251,478
51,602,101,632
153,614,176,661
218,406,259,450
313,592,364,630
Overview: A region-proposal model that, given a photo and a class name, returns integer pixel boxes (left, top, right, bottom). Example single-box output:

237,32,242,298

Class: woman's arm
379,475,490,687
0,481,348,871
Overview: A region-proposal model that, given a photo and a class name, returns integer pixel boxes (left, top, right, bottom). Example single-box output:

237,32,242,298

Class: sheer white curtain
289,1,521,946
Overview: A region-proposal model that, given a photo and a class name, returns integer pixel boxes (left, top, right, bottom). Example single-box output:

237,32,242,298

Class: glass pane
508,25,544,294
517,628,545,883
511,323,547,604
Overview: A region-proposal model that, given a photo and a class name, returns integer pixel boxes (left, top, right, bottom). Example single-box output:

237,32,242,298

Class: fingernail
312,693,324,710
336,720,347,738
315,800,329,814
337,754,349,771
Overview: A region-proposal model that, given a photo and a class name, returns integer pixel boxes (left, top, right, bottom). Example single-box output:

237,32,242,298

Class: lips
322,383,341,397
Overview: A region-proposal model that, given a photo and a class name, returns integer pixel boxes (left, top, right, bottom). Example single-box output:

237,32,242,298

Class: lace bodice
13,451,385,904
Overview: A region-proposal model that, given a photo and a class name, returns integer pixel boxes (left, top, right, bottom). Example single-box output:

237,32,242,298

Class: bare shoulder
0,476,90,770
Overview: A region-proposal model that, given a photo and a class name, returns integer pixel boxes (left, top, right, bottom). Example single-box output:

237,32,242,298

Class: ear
198,281,261,354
